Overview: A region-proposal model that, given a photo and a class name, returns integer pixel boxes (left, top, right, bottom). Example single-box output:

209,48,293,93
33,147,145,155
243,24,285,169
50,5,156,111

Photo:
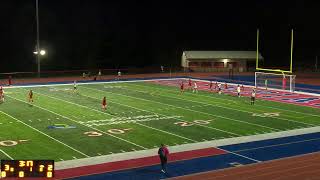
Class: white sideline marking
0,110,90,158
0,149,13,160
72,156,77,159
29,120,32,122
129,83,316,127
82,86,243,137
98,153,102,156
121,150,126,153
34,90,196,144
15,91,147,150
59,158,64,161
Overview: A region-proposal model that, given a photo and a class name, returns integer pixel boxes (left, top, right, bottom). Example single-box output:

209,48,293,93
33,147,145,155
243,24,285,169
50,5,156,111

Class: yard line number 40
84,128,132,137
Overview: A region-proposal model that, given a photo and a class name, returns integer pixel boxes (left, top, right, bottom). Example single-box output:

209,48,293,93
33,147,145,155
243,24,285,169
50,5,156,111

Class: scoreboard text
0,160,54,178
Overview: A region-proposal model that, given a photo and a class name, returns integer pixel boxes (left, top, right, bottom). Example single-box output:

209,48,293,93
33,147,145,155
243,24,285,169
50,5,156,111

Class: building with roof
181,51,263,72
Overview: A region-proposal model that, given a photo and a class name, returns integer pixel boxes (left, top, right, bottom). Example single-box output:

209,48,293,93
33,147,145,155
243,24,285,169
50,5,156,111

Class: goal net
255,72,296,92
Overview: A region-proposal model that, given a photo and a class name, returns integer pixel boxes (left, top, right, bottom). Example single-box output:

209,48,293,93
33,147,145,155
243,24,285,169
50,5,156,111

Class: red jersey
188,79,192,86
224,83,228,89
0,88,3,95
209,82,213,88
282,78,287,89
160,146,169,156
102,98,107,105
180,83,184,90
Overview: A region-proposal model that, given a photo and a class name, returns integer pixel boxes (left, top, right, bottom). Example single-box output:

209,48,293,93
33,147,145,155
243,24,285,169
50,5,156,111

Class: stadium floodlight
40,50,46,55
222,59,229,63
33,49,46,55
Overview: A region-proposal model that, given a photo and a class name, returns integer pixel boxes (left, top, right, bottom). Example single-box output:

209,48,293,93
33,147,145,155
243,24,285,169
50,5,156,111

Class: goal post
255,72,296,92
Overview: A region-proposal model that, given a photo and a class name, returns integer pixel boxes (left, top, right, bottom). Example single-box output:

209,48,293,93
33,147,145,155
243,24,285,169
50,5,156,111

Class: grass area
0,79,319,161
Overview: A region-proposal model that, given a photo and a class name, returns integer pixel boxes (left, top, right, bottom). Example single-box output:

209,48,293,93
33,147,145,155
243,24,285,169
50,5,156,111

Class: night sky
1,0,319,72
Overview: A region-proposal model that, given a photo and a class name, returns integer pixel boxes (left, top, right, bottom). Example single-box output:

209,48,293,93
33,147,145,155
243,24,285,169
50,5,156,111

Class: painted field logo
47,124,76,129
81,115,182,126
0,140,29,147
252,112,280,118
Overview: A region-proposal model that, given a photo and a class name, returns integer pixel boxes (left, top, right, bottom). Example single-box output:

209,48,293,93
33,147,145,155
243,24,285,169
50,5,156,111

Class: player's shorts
74,87,77,90
251,97,255,101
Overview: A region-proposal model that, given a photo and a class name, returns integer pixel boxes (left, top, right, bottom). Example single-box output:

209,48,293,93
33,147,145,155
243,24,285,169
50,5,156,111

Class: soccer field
0,79,319,162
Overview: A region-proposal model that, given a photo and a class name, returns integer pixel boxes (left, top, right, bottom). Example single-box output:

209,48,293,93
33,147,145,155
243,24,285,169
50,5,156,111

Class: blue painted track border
68,132,320,180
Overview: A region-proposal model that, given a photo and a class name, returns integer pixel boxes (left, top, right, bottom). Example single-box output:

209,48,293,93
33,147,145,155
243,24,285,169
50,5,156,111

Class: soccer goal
255,72,296,92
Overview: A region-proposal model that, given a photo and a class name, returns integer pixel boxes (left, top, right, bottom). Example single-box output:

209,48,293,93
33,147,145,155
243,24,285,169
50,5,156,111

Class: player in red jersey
180,81,184,93
0,86,4,102
28,90,34,103
214,82,218,91
188,79,192,89
241,84,245,91
282,76,287,90
102,96,107,110
224,83,228,90
209,81,213,90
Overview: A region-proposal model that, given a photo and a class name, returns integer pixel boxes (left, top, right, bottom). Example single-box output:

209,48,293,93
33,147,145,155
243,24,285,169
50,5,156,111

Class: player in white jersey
251,88,256,105
0,86,4,102
193,82,198,93
218,83,222,94
73,80,77,93
237,84,241,97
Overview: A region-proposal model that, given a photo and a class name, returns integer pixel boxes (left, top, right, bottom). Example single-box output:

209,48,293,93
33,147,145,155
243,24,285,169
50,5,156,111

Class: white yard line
33,90,197,143
83,86,278,132
0,149,13,160
82,86,242,137
0,110,90,158
130,83,319,126
6,94,147,150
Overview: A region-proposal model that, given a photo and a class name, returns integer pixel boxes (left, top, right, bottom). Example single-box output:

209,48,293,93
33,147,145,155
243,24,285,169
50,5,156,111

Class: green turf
0,80,319,161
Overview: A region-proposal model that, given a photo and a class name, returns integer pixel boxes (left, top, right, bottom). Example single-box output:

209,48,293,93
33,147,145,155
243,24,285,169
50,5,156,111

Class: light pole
36,0,41,77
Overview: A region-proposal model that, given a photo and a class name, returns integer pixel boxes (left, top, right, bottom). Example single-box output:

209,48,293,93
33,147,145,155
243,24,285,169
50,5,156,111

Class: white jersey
194,83,198,89
237,86,241,93
118,71,121,76
252,91,256,97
